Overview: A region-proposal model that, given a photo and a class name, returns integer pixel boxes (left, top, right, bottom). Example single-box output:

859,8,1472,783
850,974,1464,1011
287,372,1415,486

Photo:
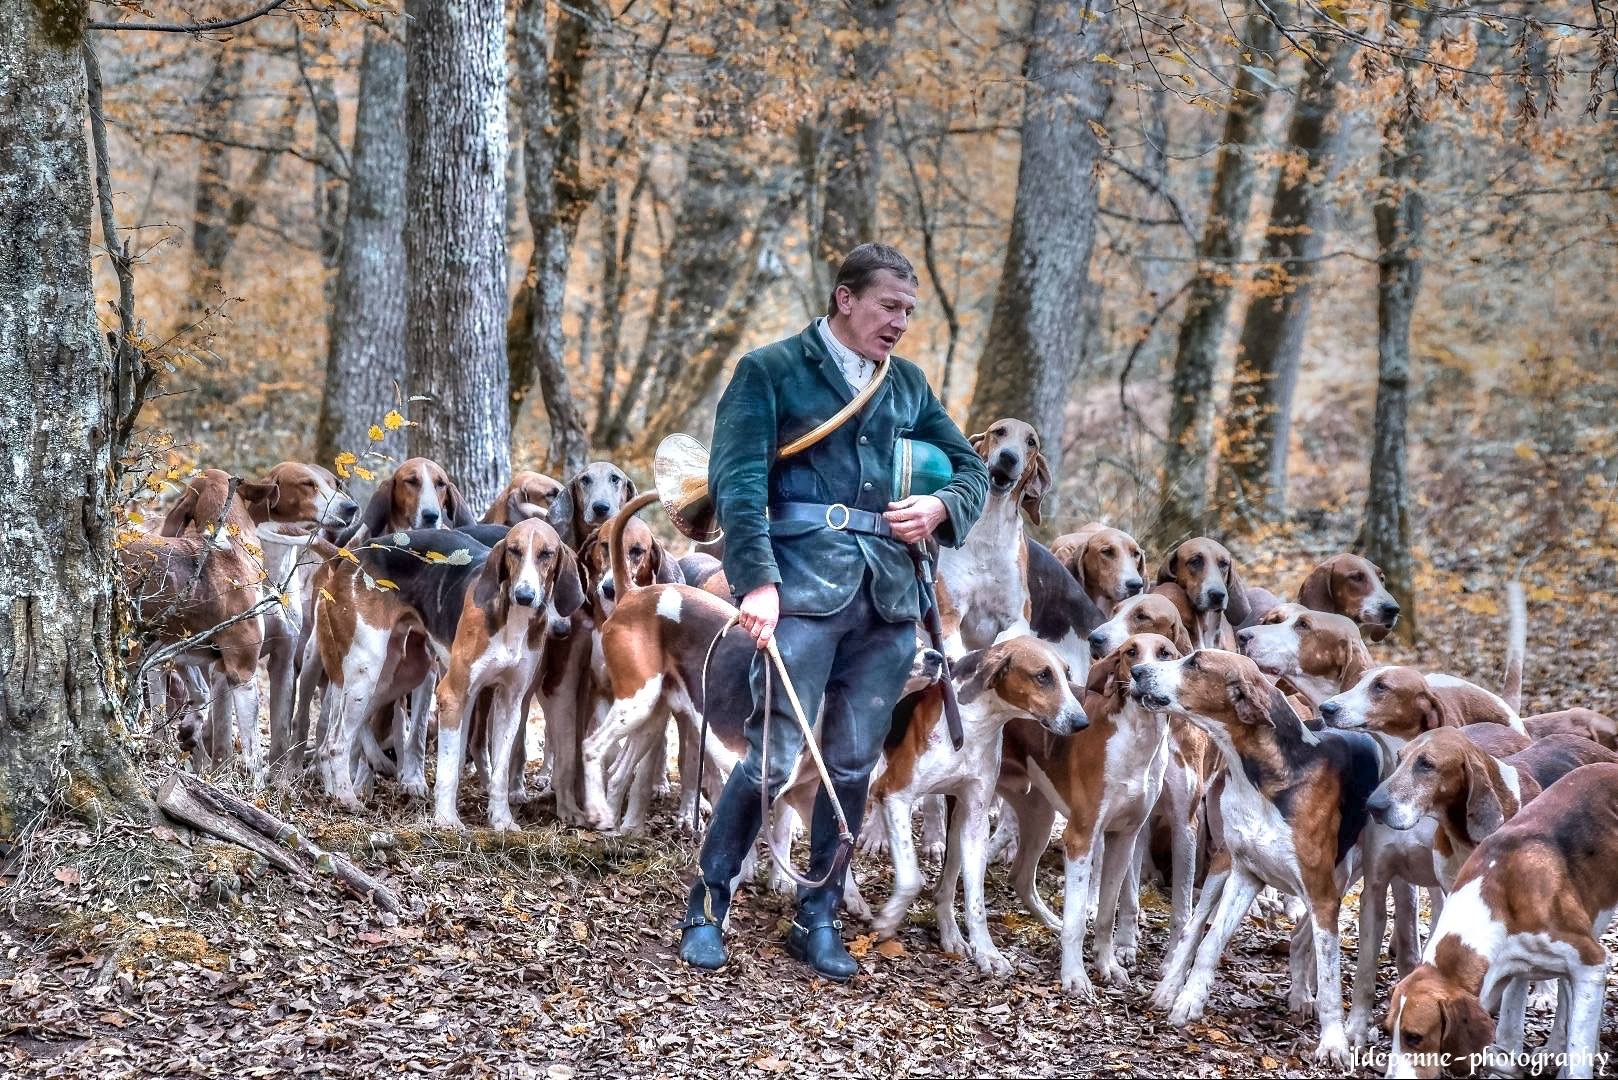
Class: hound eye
1025,435,1036,447
1415,756,1434,773
1349,571,1365,581
402,476,419,486
1035,668,1053,685
1101,547,1115,557
990,427,1004,437
1188,555,1203,569
1218,558,1230,569
1296,618,1311,630
609,474,621,486
1371,682,1385,696
1158,648,1172,659
1184,655,1199,671
1406,1031,1425,1047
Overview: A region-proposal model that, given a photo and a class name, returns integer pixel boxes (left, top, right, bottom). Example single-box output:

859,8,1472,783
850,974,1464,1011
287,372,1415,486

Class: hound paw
1096,957,1131,989
1148,983,1179,1012
1313,1030,1351,1069
1346,1013,1374,1048
1288,989,1317,1020
921,840,946,864
400,777,429,800
508,785,532,806
937,924,967,958
1166,995,1204,1027
1113,942,1139,968
489,817,521,834
1061,968,1098,1001
434,813,467,832
972,947,1014,977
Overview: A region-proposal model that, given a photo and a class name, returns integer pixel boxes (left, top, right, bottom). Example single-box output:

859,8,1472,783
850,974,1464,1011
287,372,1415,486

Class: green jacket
709,322,989,621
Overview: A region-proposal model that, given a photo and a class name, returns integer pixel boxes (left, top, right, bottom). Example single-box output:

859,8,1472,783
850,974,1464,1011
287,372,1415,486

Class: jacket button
859,435,868,444
863,482,873,491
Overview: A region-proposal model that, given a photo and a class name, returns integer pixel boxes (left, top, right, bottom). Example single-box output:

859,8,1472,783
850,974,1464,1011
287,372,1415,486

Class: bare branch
86,0,294,34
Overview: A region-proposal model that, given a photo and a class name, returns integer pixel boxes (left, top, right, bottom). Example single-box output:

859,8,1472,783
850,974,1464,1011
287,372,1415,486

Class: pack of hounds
121,420,1618,1077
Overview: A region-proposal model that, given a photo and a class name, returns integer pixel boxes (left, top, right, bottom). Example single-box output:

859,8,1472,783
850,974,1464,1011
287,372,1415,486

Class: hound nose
1381,601,1401,620
420,508,440,527
1130,664,1149,684
513,583,537,607
1124,578,1143,596
995,449,1020,471
1237,628,1254,647
1087,631,1107,659
1367,786,1391,818
591,500,611,519
337,498,359,521
1207,587,1227,608
1320,700,1341,721
600,578,616,601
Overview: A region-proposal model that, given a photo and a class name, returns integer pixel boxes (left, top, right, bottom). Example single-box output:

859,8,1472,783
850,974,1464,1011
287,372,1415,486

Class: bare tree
403,0,511,510
965,0,1113,477
316,26,407,499
509,0,592,477
1357,12,1442,642
1155,13,1281,542
1216,36,1357,525
1,14,141,849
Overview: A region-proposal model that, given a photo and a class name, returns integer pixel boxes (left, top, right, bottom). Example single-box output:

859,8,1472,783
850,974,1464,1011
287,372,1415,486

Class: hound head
1237,604,1368,687
160,468,266,550
1128,649,1277,733
1298,553,1400,640
904,640,947,695
1088,591,1192,660
1369,728,1501,838
968,418,1052,525
498,470,566,524
1157,537,1248,624
548,461,637,545
481,518,584,620
1383,966,1495,1079
577,516,661,617
1318,665,1442,741
390,457,469,531
1087,632,1181,702
1055,523,1147,613
245,461,358,532
954,636,1086,736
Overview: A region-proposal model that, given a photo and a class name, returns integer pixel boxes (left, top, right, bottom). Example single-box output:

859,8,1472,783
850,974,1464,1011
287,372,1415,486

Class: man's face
834,269,918,361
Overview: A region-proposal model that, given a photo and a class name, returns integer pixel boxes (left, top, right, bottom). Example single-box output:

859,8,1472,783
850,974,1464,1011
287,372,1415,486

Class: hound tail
609,491,662,602
1502,578,1526,713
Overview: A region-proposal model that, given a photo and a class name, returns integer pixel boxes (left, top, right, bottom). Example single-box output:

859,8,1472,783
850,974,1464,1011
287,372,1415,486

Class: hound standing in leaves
677,243,988,980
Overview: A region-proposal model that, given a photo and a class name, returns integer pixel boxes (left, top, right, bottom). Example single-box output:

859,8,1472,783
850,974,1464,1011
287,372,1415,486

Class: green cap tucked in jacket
708,322,990,622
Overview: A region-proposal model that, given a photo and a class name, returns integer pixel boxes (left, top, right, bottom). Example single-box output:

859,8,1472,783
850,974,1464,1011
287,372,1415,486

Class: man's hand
738,583,780,649
885,494,948,544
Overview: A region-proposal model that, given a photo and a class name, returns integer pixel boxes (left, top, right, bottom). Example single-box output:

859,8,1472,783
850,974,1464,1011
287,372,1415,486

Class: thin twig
86,0,293,34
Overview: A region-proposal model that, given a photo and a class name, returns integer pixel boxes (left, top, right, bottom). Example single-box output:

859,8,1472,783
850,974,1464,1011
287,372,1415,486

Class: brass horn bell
653,433,722,543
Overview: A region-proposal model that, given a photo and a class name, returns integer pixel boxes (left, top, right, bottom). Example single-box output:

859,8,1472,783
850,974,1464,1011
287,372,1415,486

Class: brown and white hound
339,456,475,545
1050,523,1146,619
1525,707,1618,749
1237,604,1372,710
1297,553,1401,640
1383,763,1618,1079
123,469,279,781
1134,649,1381,1066
1155,537,1252,647
936,418,1050,656
432,518,584,830
482,470,565,525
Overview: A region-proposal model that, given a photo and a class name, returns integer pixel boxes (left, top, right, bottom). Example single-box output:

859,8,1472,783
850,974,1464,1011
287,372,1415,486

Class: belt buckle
824,503,851,530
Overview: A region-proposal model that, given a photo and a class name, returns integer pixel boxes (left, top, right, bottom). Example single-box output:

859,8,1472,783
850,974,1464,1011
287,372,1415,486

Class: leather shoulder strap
779,356,890,459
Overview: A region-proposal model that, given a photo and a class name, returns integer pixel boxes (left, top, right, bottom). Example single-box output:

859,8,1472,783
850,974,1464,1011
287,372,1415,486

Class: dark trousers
695,574,915,908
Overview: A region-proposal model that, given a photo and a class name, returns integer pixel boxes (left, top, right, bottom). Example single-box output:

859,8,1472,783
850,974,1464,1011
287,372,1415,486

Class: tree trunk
1216,37,1357,526
964,0,1113,478
189,44,245,307
1357,12,1440,644
0,8,143,853
316,27,407,501
1155,13,1280,542
403,0,511,511
810,0,898,292
510,0,591,477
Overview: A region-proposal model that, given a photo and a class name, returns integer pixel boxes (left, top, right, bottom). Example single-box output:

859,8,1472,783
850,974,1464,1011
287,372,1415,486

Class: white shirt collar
817,317,874,391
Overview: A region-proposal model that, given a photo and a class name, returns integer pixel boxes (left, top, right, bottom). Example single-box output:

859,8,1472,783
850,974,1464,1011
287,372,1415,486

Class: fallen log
156,771,401,914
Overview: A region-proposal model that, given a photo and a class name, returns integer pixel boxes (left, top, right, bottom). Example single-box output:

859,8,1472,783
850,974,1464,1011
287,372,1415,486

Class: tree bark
1216,36,1357,526
189,44,245,307
1155,13,1280,542
1357,12,1440,644
510,0,592,477
316,27,407,501
403,0,511,511
964,0,1113,478
0,6,143,853
809,0,898,295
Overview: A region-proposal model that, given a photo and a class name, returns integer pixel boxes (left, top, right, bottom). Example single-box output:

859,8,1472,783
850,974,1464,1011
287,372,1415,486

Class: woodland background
3,0,1618,1074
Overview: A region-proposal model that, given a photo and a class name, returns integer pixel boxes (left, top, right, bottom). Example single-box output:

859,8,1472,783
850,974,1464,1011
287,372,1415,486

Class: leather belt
770,500,893,538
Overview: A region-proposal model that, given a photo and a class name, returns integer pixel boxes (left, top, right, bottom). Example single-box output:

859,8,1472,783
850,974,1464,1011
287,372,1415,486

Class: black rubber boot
678,767,766,971
784,779,867,982
786,888,857,981
678,879,730,970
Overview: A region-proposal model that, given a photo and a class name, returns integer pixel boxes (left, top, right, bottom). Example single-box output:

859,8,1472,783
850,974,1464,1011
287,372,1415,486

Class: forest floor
4,515,1617,1079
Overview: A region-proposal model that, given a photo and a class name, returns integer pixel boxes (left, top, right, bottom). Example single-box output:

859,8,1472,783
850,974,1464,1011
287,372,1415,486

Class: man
678,244,989,979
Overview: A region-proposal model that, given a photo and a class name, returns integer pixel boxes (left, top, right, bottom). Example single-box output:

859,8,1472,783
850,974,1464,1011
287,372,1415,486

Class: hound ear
345,477,394,544
159,484,200,536
1134,546,1147,584
1418,689,1449,733
1227,668,1274,727
1462,755,1506,842
1172,621,1193,655
651,541,686,585
547,485,577,547
574,533,603,587
1156,548,1180,586
1224,555,1252,627
1298,562,1334,613
622,473,639,502
968,430,989,457
955,647,1010,706
1018,452,1053,527
551,545,585,619
503,488,525,524
1438,993,1495,1060
444,482,475,528
1085,652,1120,698
237,480,277,509
473,541,509,612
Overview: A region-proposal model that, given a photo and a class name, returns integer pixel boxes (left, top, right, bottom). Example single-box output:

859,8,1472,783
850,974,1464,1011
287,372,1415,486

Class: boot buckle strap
792,917,844,934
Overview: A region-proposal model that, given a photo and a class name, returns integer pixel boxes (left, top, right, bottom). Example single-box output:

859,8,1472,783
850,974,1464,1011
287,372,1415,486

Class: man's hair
827,243,918,317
